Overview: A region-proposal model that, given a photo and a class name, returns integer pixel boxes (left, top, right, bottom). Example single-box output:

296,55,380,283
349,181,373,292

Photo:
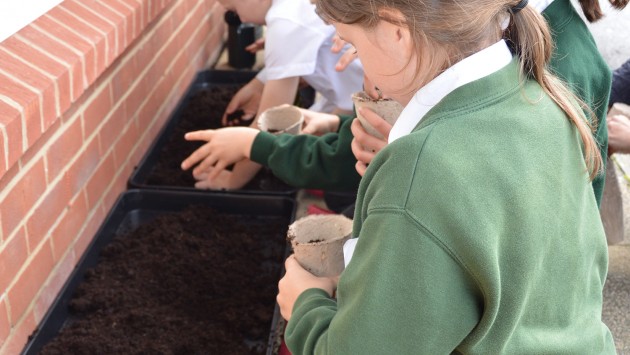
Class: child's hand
331,34,358,72
192,161,260,190
300,108,341,135
181,127,259,180
222,79,264,126
193,167,237,190
277,255,336,321
350,108,391,176
245,37,265,53
607,114,630,154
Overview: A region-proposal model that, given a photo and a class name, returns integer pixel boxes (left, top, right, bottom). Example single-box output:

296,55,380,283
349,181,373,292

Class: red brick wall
0,0,225,353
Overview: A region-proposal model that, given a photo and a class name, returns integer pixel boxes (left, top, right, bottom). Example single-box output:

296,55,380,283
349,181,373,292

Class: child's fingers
351,119,384,155
350,137,365,161
181,144,212,170
359,107,393,140
335,48,358,72
222,100,241,125
330,35,345,53
351,137,377,166
355,160,368,176
193,154,221,176
208,160,230,180
284,254,297,267
193,170,208,181
195,179,220,190
184,130,213,141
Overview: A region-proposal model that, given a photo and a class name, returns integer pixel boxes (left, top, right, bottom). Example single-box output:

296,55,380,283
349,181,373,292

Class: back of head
578,0,629,22
316,0,602,178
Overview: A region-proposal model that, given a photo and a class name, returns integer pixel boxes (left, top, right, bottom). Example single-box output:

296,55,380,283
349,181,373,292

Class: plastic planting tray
23,189,295,355
128,69,299,196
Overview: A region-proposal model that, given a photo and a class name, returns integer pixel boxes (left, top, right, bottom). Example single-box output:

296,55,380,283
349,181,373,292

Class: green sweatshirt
285,60,614,354
543,0,611,206
250,114,361,190
249,0,611,206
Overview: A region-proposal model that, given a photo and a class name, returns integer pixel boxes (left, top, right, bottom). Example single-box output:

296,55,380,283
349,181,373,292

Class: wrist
251,78,265,90
243,129,260,159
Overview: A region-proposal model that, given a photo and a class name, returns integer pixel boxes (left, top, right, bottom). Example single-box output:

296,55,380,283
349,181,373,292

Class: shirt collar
530,0,554,12
388,39,514,143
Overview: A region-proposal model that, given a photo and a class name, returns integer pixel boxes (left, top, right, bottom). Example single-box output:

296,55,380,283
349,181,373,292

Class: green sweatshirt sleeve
249,117,361,191
285,211,482,354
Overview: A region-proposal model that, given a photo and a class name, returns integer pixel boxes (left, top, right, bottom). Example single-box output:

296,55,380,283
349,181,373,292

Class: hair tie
510,0,529,14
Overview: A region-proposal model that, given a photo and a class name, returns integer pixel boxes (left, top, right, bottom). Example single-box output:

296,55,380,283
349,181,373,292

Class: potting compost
39,206,287,354
144,85,290,191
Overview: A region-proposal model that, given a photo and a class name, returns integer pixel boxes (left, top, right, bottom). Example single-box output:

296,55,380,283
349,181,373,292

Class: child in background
181,0,363,189
607,57,630,153
277,0,615,353
610,57,630,107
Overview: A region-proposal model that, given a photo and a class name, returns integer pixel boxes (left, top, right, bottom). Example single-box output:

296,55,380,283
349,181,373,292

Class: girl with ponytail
277,0,616,353
351,0,628,207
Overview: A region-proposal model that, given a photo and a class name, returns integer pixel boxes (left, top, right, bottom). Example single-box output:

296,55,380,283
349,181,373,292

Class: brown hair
578,0,628,22
317,0,602,179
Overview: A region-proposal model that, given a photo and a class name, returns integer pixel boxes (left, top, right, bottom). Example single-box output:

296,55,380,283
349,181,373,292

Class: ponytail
506,4,602,179
578,0,629,22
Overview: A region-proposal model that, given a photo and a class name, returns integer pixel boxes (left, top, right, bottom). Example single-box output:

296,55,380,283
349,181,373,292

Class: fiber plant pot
351,91,404,139
257,104,304,135
287,214,353,277
128,69,297,196
23,190,295,355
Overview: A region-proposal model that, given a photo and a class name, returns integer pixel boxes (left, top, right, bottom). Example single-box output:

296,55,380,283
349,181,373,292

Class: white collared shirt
531,0,554,12
388,39,514,143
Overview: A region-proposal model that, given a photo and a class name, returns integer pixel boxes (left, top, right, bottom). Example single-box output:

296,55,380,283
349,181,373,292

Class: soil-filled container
22,190,295,355
128,69,298,196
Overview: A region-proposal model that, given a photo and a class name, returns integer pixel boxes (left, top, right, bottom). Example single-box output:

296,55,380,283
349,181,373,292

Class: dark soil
39,206,288,355
143,85,292,192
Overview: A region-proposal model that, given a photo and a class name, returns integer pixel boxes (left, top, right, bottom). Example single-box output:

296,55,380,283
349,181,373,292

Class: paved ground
582,1,630,353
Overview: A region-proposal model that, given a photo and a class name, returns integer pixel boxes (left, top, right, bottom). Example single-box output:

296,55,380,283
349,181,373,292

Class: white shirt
255,0,363,112
344,39,514,267
531,0,554,12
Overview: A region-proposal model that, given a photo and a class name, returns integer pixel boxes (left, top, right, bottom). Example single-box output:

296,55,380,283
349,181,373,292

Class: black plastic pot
22,189,295,355
224,11,261,69
127,69,299,196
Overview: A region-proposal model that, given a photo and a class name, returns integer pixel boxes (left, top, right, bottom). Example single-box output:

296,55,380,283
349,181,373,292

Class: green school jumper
544,0,611,206
249,0,611,206
285,60,615,354
250,115,361,190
